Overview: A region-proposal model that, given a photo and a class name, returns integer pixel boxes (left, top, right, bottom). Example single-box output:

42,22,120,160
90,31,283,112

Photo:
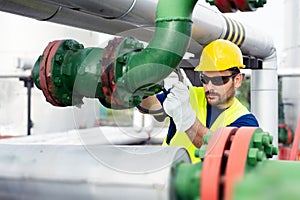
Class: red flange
39,40,64,106
290,117,300,160
215,0,254,13
201,127,237,200
215,0,237,13
233,0,251,11
101,37,125,108
224,127,257,200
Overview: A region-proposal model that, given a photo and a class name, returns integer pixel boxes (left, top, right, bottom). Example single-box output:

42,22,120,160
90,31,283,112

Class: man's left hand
163,82,196,132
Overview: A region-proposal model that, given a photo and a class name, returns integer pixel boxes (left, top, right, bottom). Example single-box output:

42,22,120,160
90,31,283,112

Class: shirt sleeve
156,88,171,105
228,113,259,127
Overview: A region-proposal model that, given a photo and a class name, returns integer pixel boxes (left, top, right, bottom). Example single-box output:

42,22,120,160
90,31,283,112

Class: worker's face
201,70,242,108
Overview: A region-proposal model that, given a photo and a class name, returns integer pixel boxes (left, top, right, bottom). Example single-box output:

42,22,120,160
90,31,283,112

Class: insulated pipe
41,0,157,25
191,4,275,57
0,0,138,35
0,145,190,200
251,51,278,150
282,0,300,132
0,1,274,57
0,1,275,57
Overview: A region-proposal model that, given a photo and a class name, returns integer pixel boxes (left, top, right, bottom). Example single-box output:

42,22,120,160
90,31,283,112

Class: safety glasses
200,73,238,86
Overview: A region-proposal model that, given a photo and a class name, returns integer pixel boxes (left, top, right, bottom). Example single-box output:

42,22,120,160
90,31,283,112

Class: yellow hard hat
194,39,245,71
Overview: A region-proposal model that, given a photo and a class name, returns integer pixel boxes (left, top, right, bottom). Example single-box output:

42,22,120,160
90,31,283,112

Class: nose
204,80,214,90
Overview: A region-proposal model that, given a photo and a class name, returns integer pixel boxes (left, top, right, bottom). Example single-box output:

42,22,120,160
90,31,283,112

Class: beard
205,82,236,108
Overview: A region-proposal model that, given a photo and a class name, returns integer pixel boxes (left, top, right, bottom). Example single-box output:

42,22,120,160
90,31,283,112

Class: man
139,39,259,163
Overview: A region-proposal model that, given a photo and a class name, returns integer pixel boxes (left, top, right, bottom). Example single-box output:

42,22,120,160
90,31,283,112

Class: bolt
62,93,71,104
248,148,259,166
196,145,207,159
64,40,74,50
75,43,84,50
194,148,200,158
256,0,266,7
53,77,62,87
54,54,63,65
203,132,212,144
203,135,208,144
262,135,270,145
206,0,216,5
269,135,273,143
124,39,133,48
264,145,274,158
253,132,263,148
248,0,266,8
257,150,264,161
135,43,144,50
272,147,278,156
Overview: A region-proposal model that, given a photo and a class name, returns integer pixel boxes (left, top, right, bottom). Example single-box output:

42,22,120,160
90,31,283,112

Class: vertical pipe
251,52,278,152
27,80,32,135
282,0,300,131
19,76,34,136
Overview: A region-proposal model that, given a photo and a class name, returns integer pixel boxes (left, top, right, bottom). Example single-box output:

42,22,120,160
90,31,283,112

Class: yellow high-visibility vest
162,87,250,163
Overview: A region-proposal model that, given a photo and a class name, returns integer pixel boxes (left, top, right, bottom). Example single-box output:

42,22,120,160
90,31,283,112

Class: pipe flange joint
49,40,85,106
101,37,145,109
32,40,84,106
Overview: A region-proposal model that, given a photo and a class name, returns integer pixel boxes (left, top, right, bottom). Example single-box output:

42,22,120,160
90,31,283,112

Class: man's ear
234,73,243,88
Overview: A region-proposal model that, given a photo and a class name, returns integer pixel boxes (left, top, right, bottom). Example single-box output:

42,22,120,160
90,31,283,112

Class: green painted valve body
32,40,105,106
32,0,198,109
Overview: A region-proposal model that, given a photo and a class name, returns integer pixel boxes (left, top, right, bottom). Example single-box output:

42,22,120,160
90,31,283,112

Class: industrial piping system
1,127,299,200
0,1,278,140
0,0,297,199
32,0,198,109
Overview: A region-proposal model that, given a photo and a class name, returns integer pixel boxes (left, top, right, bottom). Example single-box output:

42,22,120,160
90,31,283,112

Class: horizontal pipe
0,0,137,35
0,144,190,200
234,160,300,199
0,1,274,58
43,0,157,25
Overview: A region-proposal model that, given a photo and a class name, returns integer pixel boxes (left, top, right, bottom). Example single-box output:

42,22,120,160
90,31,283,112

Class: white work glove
163,81,196,132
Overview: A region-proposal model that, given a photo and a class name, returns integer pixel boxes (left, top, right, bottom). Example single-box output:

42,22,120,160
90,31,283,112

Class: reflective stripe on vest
162,86,250,163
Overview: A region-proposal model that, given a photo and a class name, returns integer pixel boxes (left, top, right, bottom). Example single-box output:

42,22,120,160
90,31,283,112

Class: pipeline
32,0,197,109
0,145,190,200
1,127,300,200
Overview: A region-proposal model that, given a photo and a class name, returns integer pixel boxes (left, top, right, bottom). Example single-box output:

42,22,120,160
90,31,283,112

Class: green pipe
118,0,198,96
174,162,202,200
234,160,300,200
